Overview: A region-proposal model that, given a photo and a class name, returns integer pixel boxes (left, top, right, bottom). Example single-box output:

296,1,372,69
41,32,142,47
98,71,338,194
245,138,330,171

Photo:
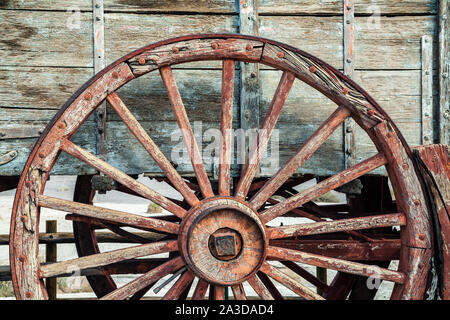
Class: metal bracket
0,150,18,166
421,35,433,145
239,0,261,176
93,0,107,161
343,0,356,169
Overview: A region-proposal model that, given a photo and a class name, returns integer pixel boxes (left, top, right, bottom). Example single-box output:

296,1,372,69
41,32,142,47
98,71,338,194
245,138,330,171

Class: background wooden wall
0,1,442,177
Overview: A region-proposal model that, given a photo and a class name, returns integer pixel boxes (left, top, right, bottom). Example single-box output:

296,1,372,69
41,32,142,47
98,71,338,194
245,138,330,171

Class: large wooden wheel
10,34,432,300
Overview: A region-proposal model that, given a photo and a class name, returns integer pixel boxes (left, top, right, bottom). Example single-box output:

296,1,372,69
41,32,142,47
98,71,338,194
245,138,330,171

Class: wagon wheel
10,34,432,300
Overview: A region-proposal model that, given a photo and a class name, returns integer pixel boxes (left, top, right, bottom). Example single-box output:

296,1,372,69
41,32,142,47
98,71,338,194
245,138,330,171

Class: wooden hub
179,198,267,285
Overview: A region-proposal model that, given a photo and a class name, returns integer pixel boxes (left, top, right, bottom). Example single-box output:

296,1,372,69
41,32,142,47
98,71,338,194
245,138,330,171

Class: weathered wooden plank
421,35,434,145
0,68,427,122
104,0,237,13
0,1,436,14
0,10,93,67
258,0,437,14
0,11,436,71
0,67,430,178
354,15,436,70
104,13,239,67
0,1,92,10
0,1,236,13
0,67,92,110
260,15,436,70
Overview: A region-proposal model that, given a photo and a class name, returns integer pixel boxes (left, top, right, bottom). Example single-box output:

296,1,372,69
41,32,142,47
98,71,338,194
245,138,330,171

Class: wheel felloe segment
179,198,267,286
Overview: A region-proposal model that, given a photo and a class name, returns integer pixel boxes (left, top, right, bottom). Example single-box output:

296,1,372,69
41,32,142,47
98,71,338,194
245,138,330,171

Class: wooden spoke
231,284,246,300
213,285,226,300
269,239,401,261
38,195,179,234
247,275,274,300
280,261,329,294
256,272,284,300
235,71,296,200
163,270,195,300
192,279,209,300
66,213,177,235
43,258,168,278
268,213,406,239
160,66,214,198
102,223,154,243
129,284,155,300
268,246,405,283
218,59,235,196
324,272,357,300
60,138,186,218
260,153,387,223
266,198,321,221
107,92,199,207
250,107,350,209
101,257,184,300
260,262,325,300
39,240,177,278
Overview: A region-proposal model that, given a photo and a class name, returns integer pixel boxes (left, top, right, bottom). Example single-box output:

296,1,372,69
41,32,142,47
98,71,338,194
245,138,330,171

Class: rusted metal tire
10,34,432,300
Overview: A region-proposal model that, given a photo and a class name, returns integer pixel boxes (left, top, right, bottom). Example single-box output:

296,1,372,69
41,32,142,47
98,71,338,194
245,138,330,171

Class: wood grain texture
260,262,325,300
38,195,180,234
260,153,387,222
268,213,406,239
268,246,406,284
39,240,177,278
101,257,184,300
0,10,93,67
247,275,274,300
105,13,238,67
414,144,449,299
0,1,436,14
259,15,436,70
258,0,437,14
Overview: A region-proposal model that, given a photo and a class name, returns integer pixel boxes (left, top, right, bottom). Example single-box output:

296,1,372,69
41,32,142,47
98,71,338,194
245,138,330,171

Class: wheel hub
179,198,267,285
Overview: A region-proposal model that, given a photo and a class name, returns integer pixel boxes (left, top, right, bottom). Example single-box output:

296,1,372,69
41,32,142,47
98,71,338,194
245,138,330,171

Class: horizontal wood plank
0,12,434,70
0,10,93,67
0,1,436,14
259,0,436,15
104,13,239,68
260,15,436,70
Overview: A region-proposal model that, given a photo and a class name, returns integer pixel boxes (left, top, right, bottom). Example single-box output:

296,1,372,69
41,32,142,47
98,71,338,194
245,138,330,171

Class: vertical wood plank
343,0,356,168
239,0,261,176
93,0,107,160
421,35,434,145
45,220,57,300
439,0,449,145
